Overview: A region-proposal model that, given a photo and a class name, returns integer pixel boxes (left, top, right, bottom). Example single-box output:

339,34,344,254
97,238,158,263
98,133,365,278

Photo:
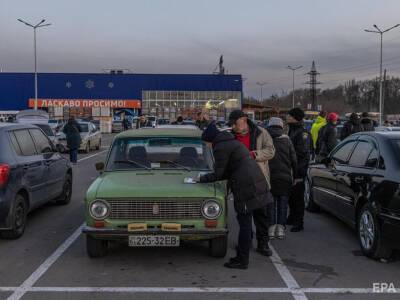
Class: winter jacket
288,122,312,179
311,116,327,148
200,131,273,213
341,118,362,140
196,119,208,130
361,118,375,132
317,122,338,157
246,120,275,188
63,120,82,149
267,126,297,196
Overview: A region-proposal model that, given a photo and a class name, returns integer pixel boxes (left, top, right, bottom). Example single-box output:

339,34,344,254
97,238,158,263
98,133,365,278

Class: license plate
129,235,180,247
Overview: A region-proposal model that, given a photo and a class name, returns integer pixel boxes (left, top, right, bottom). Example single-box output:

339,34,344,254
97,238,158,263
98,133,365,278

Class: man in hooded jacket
311,111,327,150
199,122,273,269
341,113,362,140
360,112,375,132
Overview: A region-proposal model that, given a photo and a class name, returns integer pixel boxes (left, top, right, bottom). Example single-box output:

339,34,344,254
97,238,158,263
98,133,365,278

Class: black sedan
306,132,400,260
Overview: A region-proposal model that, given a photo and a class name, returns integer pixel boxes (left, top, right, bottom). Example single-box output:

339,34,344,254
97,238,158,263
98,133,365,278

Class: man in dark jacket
287,108,312,232
199,122,273,269
341,113,362,140
267,117,297,239
316,112,339,161
360,112,375,132
195,111,209,130
63,117,82,164
122,117,130,131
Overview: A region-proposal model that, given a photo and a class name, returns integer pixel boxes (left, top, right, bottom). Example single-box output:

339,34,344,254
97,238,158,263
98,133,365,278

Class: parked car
375,126,400,132
83,128,228,258
0,123,72,239
306,132,400,259
58,121,102,153
157,118,170,126
147,116,157,127
48,119,64,132
112,120,123,133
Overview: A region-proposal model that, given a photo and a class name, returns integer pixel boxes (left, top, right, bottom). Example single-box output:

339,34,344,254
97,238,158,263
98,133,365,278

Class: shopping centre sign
28,99,141,109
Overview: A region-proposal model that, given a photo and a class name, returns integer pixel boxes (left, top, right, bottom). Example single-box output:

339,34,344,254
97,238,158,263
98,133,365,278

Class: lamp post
256,81,267,102
287,65,303,108
364,23,400,125
18,18,51,110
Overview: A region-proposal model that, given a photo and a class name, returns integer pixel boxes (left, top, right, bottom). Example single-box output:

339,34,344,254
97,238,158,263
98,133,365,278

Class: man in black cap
227,110,275,255
287,108,312,232
199,122,273,269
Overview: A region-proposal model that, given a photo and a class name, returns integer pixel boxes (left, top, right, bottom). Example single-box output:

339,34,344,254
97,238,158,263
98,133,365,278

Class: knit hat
201,122,219,142
228,110,247,126
288,108,305,122
327,112,339,122
268,117,284,128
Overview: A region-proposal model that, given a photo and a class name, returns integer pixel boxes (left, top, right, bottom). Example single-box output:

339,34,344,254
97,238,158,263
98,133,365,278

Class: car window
348,141,374,167
13,129,37,156
79,123,89,132
29,129,53,154
332,140,357,164
34,124,54,136
9,132,22,156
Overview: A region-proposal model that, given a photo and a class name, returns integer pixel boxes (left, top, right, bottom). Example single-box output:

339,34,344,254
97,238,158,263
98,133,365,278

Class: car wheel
357,203,392,259
209,236,228,258
54,174,72,205
96,139,101,150
86,235,109,258
85,142,90,154
1,194,28,239
305,177,319,212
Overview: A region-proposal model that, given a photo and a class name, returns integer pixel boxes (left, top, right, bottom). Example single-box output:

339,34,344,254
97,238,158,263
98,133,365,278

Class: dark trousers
69,148,78,163
288,180,305,226
269,195,289,226
236,206,270,264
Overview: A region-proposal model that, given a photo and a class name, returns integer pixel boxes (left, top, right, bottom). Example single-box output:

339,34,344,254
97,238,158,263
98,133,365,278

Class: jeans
288,180,305,226
269,195,289,226
69,148,78,163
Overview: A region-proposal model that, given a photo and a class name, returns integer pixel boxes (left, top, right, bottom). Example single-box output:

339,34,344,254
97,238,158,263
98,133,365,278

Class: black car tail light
0,164,10,188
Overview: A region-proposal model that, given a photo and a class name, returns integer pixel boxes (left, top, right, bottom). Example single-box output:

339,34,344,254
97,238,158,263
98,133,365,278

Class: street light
287,65,303,108
18,18,52,110
256,81,267,101
364,23,400,125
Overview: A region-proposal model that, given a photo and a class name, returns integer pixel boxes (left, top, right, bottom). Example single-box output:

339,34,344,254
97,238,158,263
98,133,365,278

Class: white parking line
77,150,107,162
6,224,84,300
269,245,309,300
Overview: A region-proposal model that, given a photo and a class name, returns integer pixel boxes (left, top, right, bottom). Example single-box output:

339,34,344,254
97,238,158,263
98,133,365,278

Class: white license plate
129,235,180,247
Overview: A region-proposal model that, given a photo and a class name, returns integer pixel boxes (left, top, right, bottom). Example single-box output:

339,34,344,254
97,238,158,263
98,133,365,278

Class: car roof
0,122,38,130
116,127,202,138
352,131,400,140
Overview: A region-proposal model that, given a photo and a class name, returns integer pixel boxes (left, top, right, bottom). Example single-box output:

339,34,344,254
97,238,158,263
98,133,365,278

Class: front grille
106,199,203,220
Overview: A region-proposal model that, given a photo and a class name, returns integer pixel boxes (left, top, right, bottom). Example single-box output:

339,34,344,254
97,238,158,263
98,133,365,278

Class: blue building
0,73,242,121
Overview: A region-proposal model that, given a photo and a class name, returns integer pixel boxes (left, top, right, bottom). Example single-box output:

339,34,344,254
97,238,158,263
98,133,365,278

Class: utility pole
305,61,321,111
365,23,400,125
18,18,52,110
256,81,267,102
287,65,303,108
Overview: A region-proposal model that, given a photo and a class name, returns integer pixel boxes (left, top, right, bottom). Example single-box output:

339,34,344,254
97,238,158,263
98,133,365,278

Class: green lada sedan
83,128,228,258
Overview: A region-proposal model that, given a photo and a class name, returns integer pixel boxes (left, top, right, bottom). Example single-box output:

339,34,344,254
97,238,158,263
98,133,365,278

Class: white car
58,121,102,153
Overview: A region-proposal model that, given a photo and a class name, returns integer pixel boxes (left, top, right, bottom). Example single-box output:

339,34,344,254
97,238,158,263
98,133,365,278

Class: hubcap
359,210,375,250
15,203,25,229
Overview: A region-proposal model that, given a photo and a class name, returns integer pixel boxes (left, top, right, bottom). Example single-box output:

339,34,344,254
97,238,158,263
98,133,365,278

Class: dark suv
0,123,72,239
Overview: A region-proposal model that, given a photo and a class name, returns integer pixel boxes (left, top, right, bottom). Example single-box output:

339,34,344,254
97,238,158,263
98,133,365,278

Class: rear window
34,124,54,136
13,130,37,156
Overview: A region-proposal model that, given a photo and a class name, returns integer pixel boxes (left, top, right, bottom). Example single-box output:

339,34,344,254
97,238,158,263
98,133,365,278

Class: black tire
1,194,28,239
305,177,320,212
357,203,392,260
209,236,228,258
86,235,109,258
85,142,90,154
54,174,72,205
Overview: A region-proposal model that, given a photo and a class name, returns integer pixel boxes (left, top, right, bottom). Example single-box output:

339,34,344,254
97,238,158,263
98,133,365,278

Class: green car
83,128,228,258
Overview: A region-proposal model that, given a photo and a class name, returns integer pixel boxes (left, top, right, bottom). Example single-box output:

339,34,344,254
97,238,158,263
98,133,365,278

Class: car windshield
34,124,54,136
107,137,213,171
79,123,89,132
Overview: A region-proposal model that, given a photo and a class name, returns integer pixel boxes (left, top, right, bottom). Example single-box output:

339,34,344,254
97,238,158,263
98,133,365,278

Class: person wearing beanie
341,112,362,140
311,111,327,149
360,112,375,132
267,118,297,239
316,112,339,161
286,107,312,232
199,122,273,269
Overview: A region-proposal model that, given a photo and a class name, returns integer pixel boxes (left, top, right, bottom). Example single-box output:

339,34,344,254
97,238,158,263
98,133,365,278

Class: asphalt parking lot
0,133,399,300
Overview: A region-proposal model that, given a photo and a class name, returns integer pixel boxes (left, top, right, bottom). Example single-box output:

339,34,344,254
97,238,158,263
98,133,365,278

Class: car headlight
201,200,222,219
89,200,110,220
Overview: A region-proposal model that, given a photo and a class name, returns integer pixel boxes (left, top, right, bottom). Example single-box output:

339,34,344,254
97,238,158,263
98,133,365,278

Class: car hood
94,171,217,198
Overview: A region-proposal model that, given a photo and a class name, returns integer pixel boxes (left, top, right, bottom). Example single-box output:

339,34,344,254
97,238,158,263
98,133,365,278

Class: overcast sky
1,0,400,98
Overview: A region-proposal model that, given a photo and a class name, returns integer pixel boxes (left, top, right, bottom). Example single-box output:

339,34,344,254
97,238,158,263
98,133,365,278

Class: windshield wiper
159,160,191,171
113,160,152,170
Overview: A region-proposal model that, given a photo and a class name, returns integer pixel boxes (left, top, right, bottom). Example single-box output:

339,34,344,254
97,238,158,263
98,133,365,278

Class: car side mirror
95,162,105,172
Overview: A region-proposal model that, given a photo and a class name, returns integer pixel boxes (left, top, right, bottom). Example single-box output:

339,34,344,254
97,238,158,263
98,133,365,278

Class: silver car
58,121,102,153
